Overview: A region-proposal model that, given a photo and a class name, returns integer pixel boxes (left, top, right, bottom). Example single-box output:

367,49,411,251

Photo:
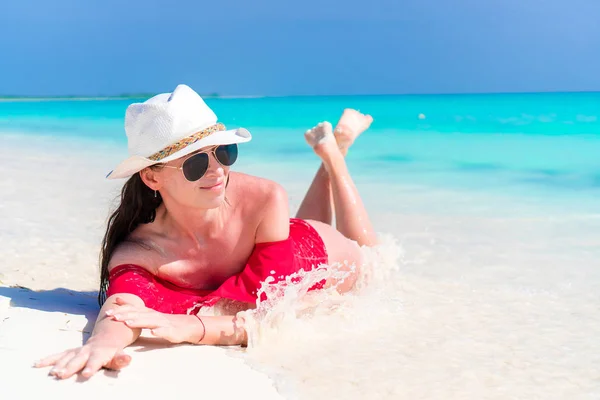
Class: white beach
1,132,599,399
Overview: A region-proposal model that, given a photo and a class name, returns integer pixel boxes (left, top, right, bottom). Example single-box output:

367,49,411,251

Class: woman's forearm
185,314,247,346
88,294,142,348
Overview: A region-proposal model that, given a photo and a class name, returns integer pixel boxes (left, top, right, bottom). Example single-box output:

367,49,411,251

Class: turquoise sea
2,92,599,207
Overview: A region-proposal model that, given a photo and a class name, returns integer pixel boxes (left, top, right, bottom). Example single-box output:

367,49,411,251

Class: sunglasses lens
215,144,238,166
182,153,209,181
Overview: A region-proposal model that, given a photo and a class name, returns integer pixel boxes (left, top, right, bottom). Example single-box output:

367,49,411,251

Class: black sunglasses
162,144,238,181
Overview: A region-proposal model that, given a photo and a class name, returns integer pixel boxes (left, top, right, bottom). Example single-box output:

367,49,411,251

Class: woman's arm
106,297,248,346
190,314,248,346
254,182,291,243
90,293,143,346
35,293,144,379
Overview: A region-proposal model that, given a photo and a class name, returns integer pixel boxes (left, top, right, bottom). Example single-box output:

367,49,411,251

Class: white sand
0,288,282,399
1,133,600,399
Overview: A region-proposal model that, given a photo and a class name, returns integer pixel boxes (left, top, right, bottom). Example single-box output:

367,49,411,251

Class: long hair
98,172,162,306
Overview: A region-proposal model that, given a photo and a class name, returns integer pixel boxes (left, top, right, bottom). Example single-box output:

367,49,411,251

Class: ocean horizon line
1,89,600,102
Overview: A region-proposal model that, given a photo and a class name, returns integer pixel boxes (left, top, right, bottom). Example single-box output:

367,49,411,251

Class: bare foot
333,109,373,155
305,121,343,165
305,121,335,148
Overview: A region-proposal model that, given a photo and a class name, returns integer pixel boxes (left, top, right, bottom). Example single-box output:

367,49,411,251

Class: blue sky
1,0,599,96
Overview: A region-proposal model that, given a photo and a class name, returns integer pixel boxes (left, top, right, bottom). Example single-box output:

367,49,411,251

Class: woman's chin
195,192,226,209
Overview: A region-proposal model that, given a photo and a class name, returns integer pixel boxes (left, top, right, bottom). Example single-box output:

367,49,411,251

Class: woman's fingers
60,351,92,379
111,296,134,307
151,327,182,344
114,297,128,305
105,304,139,317
105,350,132,371
34,350,71,368
150,327,170,338
36,344,132,380
107,307,165,330
118,312,164,329
108,310,140,322
48,351,78,378
80,352,107,378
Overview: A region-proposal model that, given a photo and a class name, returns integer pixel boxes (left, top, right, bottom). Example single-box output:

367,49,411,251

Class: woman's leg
303,119,377,293
305,121,377,247
333,108,374,155
294,163,334,225
294,110,373,224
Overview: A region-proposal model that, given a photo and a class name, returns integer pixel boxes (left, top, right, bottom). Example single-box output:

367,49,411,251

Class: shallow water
234,219,599,399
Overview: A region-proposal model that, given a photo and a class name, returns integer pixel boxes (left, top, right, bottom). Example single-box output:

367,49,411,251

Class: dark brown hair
98,172,162,305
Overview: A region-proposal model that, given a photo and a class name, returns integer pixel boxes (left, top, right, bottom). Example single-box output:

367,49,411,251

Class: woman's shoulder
228,173,290,242
230,171,283,189
227,172,289,238
106,237,160,274
229,172,288,203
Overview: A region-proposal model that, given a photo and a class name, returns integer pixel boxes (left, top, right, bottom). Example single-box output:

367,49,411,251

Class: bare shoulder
228,173,290,242
228,172,289,210
106,236,160,273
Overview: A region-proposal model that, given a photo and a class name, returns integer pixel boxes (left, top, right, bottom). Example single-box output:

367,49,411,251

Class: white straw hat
106,84,251,179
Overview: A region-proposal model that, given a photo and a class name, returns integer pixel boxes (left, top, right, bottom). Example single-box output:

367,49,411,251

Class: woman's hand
106,297,203,344
34,338,131,380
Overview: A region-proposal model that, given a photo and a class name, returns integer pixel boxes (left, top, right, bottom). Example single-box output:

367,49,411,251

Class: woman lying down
35,84,377,379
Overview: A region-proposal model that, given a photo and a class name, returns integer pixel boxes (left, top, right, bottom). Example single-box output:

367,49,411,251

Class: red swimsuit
106,218,328,314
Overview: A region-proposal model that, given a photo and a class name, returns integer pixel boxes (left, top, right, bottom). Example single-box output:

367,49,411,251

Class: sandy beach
0,287,284,399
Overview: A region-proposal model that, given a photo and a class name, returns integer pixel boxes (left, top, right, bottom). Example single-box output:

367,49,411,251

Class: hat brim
106,127,251,179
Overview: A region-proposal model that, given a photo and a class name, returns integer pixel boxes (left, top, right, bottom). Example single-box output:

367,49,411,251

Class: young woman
35,84,376,380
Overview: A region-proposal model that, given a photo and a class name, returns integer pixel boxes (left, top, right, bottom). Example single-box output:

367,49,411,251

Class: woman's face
145,145,232,210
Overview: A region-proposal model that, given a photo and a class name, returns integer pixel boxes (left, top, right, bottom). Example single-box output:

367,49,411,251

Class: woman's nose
207,153,225,174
